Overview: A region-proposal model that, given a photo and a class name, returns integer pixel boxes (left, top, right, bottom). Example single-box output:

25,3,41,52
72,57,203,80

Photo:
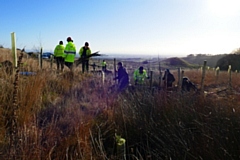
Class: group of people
113,62,176,92
53,37,91,73
53,38,177,92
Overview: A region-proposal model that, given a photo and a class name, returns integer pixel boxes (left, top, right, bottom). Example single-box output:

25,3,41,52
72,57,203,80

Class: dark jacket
162,71,175,87
114,66,129,91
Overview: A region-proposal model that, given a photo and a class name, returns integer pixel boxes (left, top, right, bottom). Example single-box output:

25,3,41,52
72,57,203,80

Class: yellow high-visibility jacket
63,42,76,63
54,44,65,57
134,69,148,84
79,46,91,60
102,61,106,67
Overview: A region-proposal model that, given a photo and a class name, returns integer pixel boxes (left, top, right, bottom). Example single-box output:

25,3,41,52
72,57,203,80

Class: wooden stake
114,58,116,85
177,67,181,90
50,55,53,69
39,47,43,69
149,71,153,89
228,65,232,89
200,60,207,91
215,67,219,83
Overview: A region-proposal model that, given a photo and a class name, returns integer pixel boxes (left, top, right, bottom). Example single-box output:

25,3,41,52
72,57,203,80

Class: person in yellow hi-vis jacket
133,66,148,85
63,37,76,71
53,41,65,72
101,60,107,71
79,42,91,73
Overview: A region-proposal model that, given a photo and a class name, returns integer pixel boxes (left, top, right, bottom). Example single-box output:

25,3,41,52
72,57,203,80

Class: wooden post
215,67,219,83
181,70,184,87
114,58,116,84
228,65,232,89
149,71,153,89
200,60,207,91
39,47,43,69
50,55,53,69
11,32,17,68
159,70,162,89
158,56,162,89
177,67,181,90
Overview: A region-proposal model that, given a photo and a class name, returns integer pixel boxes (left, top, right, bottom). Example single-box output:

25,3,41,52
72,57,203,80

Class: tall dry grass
0,53,240,159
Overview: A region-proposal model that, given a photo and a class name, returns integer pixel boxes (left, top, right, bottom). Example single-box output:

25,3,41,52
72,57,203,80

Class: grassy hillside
216,54,240,71
0,47,240,159
161,57,198,68
182,54,227,68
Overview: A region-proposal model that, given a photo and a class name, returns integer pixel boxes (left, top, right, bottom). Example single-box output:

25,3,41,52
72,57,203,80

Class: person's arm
61,45,65,57
144,70,148,78
63,44,69,58
79,47,83,57
87,48,91,56
133,70,138,81
53,45,58,56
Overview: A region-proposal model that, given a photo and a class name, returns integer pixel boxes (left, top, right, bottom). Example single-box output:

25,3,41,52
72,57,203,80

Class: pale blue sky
1,0,240,57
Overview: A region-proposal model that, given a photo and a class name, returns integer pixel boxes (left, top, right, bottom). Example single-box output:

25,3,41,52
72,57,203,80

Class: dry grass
0,48,240,159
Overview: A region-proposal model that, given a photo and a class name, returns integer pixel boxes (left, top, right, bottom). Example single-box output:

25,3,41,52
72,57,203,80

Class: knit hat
67,37,73,42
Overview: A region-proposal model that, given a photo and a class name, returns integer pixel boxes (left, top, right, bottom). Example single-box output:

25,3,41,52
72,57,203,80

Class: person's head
84,42,89,48
139,66,144,74
103,60,105,62
117,62,123,69
67,37,73,42
166,69,170,73
59,41,63,45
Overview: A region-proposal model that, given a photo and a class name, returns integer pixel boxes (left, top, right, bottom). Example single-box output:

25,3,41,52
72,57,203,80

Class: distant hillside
161,57,197,68
182,54,227,67
216,54,240,71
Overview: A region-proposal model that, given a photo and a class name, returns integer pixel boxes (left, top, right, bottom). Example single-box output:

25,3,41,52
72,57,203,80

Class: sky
1,0,240,57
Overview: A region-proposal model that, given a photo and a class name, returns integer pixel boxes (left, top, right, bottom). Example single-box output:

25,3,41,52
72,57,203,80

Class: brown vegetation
0,48,240,159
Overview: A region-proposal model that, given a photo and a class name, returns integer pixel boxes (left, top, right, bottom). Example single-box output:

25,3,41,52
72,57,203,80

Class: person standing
79,42,91,73
113,62,129,92
102,60,107,71
63,37,76,71
133,66,148,85
53,41,65,72
162,69,175,88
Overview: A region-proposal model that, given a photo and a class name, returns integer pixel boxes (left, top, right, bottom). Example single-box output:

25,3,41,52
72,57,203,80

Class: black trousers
55,57,64,71
65,62,73,71
82,60,89,73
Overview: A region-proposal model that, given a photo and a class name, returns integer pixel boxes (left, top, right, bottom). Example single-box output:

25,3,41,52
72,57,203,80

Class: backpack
82,47,88,57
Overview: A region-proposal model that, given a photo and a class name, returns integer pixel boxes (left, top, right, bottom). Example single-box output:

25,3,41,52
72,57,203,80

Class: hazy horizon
1,0,240,56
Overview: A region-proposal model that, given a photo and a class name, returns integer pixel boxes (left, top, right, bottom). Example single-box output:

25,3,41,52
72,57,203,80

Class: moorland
0,47,240,159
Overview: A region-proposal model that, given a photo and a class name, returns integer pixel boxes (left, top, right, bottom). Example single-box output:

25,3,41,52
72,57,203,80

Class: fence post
50,55,53,69
177,67,181,90
149,71,153,89
11,32,17,69
39,47,43,70
200,60,207,92
114,58,116,85
158,61,162,88
159,70,162,89
215,67,219,83
228,65,232,90
181,70,184,82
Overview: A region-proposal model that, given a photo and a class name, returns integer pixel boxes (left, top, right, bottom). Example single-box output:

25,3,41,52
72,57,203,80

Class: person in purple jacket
113,62,129,92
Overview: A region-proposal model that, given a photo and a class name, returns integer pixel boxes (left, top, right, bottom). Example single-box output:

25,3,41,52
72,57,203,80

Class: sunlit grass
0,53,240,159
